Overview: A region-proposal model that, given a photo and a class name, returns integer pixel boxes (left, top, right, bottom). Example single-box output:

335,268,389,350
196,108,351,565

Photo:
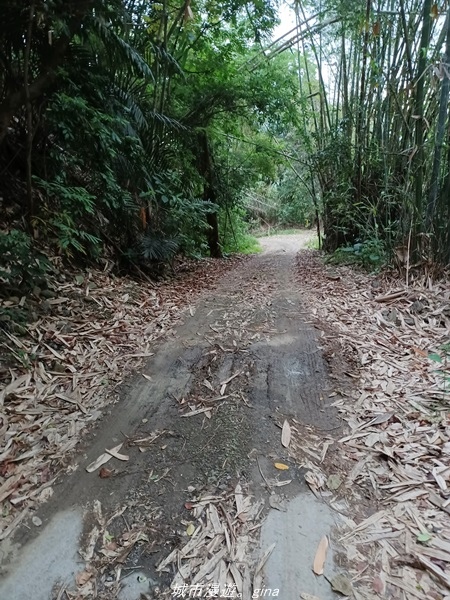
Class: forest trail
1,232,346,600
2,233,450,600
3,2,450,597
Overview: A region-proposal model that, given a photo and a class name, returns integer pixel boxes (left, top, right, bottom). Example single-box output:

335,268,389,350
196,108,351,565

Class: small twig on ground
256,456,272,490
55,584,67,600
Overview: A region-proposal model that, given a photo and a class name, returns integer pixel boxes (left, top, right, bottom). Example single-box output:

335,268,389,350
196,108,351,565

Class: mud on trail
0,233,348,600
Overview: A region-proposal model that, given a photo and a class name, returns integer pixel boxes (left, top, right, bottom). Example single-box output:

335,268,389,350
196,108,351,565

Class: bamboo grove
281,0,450,269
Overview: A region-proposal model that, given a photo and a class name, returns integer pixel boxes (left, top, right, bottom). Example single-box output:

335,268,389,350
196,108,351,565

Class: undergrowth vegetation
0,0,298,290
0,230,49,291
326,239,388,272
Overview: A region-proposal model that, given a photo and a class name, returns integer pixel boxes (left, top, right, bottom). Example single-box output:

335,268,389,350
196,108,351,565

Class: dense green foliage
282,0,450,270
0,0,301,282
0,229,49,290
2,0,450,288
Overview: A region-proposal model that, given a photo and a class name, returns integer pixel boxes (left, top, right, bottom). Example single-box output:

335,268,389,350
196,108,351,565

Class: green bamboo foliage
427,6,450,254
292,0,450,267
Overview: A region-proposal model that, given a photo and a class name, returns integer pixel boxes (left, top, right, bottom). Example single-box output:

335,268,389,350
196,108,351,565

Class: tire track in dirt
0,232,343,600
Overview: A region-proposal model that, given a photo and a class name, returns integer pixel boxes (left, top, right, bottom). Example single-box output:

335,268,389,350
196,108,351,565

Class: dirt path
258,231,315,254
0,233,344,600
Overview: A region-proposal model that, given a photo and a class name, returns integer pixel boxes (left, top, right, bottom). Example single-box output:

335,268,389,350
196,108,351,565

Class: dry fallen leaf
269,494,287,512
330,573,352,596
99,467,113,479
366,411,395,427
105,446,129,461
327,474,342,491
273,479,292,487
202,379,214,391
305,469,326,491
373,575,385,594
313,535,329,575
235,482,245,515
281,420,291,448
253,542,276,591
274,462,289,471
86,443,123,473
76,571,93,586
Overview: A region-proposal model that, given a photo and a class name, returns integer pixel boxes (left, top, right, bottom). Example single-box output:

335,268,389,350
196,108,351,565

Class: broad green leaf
428,353,443,363
417,532,432,544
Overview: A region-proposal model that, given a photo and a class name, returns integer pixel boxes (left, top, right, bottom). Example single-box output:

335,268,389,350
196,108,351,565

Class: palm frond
92,18,155,83
140,234,179,262
112,81,149,131
148,111,187,131
146,43,184,78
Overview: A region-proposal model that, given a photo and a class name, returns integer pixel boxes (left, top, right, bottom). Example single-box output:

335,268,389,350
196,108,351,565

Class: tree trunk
355,0,372,203
206,210,221,258
197,130,222,258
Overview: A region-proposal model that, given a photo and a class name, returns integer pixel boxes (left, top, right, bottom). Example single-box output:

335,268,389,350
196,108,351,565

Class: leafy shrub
50,214,102,257
41,91,140,256
327,238,387,271
220,206,261,254
140,234,179,262
34,178,102,257
0,230,49,291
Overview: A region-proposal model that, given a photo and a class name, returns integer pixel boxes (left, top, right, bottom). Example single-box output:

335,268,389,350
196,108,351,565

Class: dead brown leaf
313,535,329,575
281,420,291,448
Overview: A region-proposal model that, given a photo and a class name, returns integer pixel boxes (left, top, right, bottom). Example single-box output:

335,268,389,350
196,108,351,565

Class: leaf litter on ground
0,256,246,539
156,481,268,600
293,250,450,599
